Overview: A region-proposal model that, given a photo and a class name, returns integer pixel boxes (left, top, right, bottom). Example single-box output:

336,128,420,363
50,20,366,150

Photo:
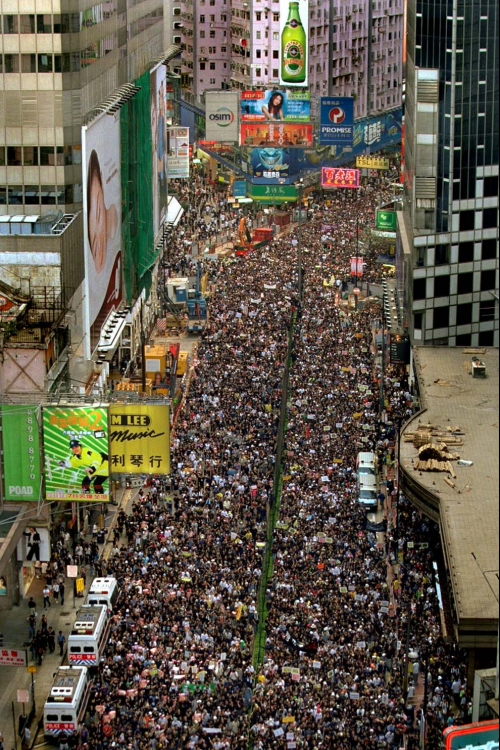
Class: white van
356,451,377,479
44,666,90,740
84,577,120,612
357,475,378,508
68,605,110,667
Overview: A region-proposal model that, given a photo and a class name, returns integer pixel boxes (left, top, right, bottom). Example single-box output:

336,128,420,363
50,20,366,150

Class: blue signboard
251,148,290,179
232,180,247,198
319,97,354,146
300,108,402,172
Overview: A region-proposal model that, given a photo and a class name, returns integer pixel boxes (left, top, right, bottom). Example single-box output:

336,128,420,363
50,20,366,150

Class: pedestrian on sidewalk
27,613,37,640
42,586,51,608
47,627,56,654
57,630,66,656
59,580,65,606
28,596,37,615
52,581,60,603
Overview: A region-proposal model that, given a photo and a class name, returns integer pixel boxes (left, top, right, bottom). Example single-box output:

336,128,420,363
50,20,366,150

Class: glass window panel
24,191,40,205
37,14,52,33
8,186,23,205
38,54,53,73
40,186,57,204
21,55,37,73
23,147,39,166
4,55,20,73
7,147,22,166
3,15,19,33
19,15,35,33
0,147,5,166
40,147,55,166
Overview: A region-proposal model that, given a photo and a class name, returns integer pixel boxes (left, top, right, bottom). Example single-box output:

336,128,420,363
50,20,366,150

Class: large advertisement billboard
250,148,291,179
1,406,41,502
241,122,313,148
319,97,354,146
205,91,240,143
167,127,190,179
279,0,309,87
82,113,122,354
109,404,170,475
151,64,168,235
42,407,110,502
241,90,310,122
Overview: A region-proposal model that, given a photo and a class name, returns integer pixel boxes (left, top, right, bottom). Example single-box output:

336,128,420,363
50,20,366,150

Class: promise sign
109,404,170,475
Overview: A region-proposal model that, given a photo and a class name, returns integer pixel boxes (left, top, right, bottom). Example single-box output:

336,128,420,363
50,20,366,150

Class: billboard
357,155,390,170
321,167,360,189
167,127,190,179
251,148,291,179
241,90,310,122
319,97,354,146
82,112,122,354
376,209,397,231
205,91,240,143
109,404,170,475
151,64,168,235
42,407,110,502
443,721,499,749
247,184,297,202
279,0,309,87
241,123,313,148
300,109,403,172
1,405,41,502
232,180,247,198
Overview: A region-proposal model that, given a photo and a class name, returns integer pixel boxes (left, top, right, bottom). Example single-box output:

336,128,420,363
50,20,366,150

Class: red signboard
0,649,27,667
240,123,313,147
321,167,360,189
443,720,499,749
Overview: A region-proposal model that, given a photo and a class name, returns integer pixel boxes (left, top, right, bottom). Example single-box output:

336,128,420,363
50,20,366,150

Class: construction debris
417,443,461,462
414,458,457,478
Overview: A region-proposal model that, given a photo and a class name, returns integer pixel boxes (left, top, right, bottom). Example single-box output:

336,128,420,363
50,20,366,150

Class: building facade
0,0,164,215
400,0,499,346
179,0,404,121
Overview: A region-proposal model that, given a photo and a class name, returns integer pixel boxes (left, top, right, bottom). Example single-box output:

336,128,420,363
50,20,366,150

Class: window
455,333,471,346
210,62,215,69
459,210,475,231
3,15,18,33
256,30,261,39
413,278,426,300
456,303,472,325
480,269,496,291
478,330,494,346
483,207,498,229
0,147,5,166
200,30,205,37
479,300,495,322
458,241,474,263
209,30,215,37
483,176,499,197
433,306,449,329
8,186,23,204
414,312,423,330
434,275,450,297
255,67,261,76
482,239,497,260
457,272,473,295
40,147,55,166
7,147,22,166
256,49,261,58
4,54,20,73
21,55,37,72
23,147,39,166
435,245,450,265
200,62,206,70
273,68,279,77
209,78,216,84
256,11,261,19
200,14,205,21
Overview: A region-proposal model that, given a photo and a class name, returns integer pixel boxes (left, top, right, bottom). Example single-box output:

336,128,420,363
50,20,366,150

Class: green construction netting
121,70,155,303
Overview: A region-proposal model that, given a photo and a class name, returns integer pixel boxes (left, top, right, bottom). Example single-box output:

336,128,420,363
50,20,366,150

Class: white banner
205,91,240,143
167,127,190,179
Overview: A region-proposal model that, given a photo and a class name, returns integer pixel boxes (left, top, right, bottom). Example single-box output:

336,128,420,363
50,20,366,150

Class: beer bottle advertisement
279,0,308,87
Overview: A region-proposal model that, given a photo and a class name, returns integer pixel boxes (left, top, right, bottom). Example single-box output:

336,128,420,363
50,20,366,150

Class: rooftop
401,346,499,626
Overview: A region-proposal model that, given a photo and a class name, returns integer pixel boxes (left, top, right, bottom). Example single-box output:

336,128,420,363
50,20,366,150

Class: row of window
414,303,496,331
0,184,81,205
0,47,117,73
413,266,497,300
1,6,117,35
0,146,80,167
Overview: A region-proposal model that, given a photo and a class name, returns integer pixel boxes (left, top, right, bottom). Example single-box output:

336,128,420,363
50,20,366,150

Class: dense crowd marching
43,169,471,750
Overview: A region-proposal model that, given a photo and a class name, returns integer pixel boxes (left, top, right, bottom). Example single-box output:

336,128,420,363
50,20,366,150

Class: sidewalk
0,487,133,750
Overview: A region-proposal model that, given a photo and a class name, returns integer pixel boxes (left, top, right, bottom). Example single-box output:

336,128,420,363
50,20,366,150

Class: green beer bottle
281,1,306,84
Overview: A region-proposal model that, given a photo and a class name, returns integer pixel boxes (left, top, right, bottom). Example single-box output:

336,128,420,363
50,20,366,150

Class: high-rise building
400,0,499,346
0,3,165,214
179,0,404,121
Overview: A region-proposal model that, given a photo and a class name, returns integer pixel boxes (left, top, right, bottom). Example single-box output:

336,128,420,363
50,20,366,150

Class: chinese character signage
109,404,170,475
443,721,499,750
241,90,310,122
167,127,190,179
0,649,28,667
376,210,397,231
42,407,110,502
356,155,390,170
241,123,313,148
1,406,41,502
248,184,298,202
319,97,354,146
321,167,360,189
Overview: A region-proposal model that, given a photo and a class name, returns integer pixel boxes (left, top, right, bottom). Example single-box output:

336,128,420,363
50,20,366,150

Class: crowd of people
65,172,469,750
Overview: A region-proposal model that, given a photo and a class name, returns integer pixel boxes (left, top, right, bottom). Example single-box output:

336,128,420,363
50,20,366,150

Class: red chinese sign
240,123,313,148
0,649,27,667
321,167,360,189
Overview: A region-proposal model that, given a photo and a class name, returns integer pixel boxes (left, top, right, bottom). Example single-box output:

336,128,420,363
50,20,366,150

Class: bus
43,666,91,740
84,576,120,612
67,605,110,667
